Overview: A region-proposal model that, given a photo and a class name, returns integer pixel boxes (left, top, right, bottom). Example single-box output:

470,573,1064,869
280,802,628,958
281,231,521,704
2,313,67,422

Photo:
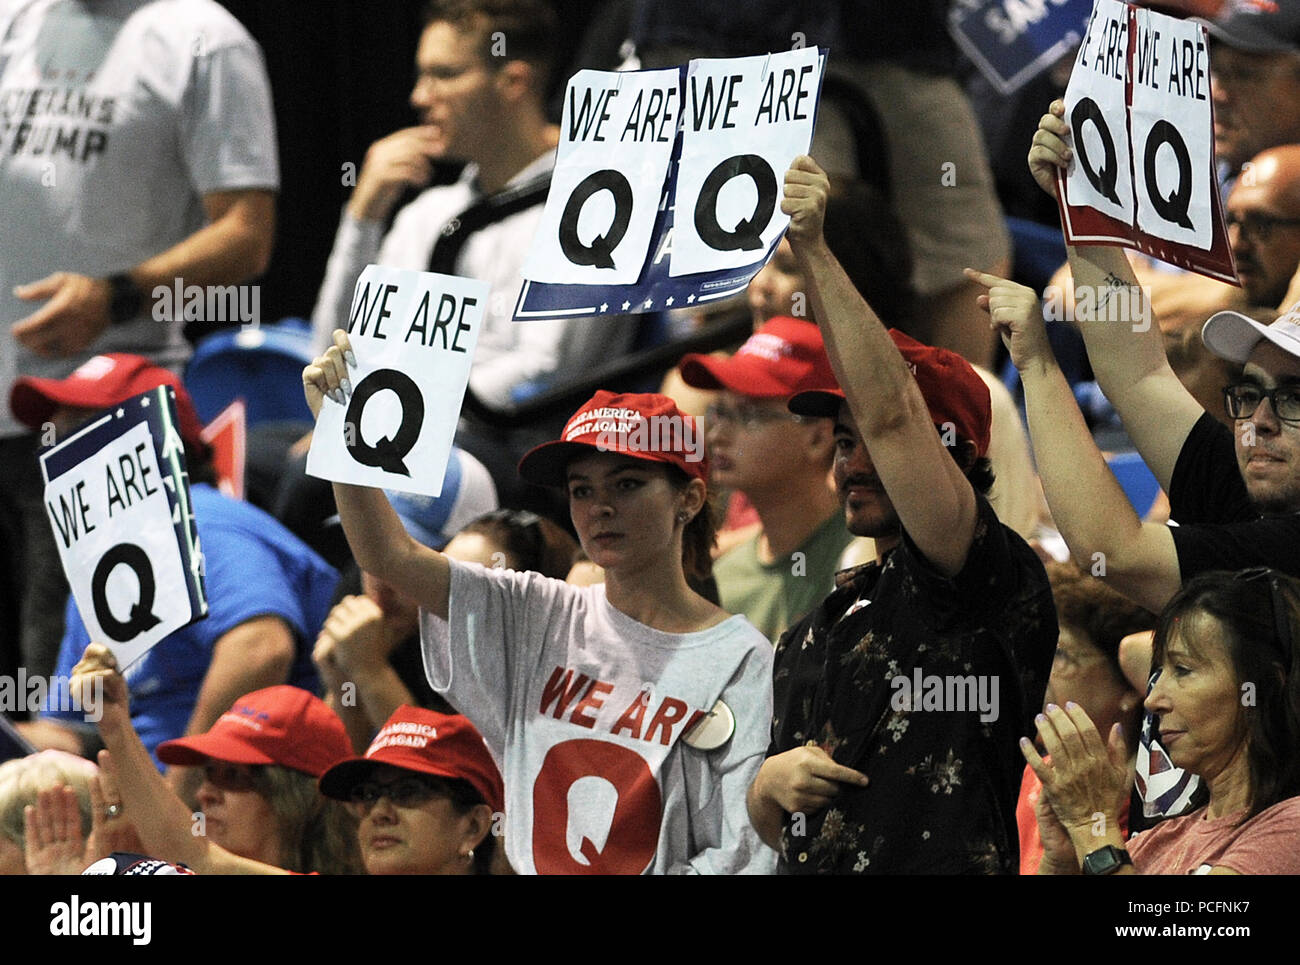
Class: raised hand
1020,702,1130,836
963,268,1053,372
24,785,87,875
780,155,830,250
315,593,390,679
1028,100,1073,200
348,126,442,223
71,643,129,722
302,328,357,420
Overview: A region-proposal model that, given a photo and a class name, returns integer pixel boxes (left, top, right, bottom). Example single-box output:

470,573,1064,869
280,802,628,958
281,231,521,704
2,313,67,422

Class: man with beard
1226,146,1300,310
745,156,1057,874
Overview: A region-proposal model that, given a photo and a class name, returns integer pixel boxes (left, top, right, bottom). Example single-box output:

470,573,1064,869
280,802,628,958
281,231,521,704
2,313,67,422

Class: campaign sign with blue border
514,48,826,323
40,386,207,670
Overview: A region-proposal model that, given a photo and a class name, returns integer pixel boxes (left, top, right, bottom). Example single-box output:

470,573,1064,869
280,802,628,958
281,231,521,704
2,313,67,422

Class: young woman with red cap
304,335,775,874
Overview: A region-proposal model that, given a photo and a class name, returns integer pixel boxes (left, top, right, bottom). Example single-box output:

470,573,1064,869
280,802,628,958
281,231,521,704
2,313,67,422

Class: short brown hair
1046,560,1156,670
423,0,557,77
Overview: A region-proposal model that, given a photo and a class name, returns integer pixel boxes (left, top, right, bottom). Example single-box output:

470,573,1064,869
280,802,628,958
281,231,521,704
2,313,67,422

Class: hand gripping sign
1058,0,1235,282
516,46,825,322
41,387,207,670
307,264,487,498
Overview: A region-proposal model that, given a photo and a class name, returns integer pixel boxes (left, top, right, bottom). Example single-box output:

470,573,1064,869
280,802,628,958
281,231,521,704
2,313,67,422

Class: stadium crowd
2,0,1299,876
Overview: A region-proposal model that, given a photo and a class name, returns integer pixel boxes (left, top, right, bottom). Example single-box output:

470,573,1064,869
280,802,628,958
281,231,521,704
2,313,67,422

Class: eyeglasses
705,402,803,432
348,776,444,810
1225,211,1300,243
203,763,262,793
1223,382,1300,424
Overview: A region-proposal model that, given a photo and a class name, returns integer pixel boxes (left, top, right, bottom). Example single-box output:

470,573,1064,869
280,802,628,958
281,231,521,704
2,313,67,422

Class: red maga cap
157,686,352,779
517,390,708,487
318,707,504,815
10,353,206,450
677,316,838,399
788,329,992,457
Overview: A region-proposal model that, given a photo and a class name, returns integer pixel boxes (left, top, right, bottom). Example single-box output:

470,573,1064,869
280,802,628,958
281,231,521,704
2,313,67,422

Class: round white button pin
683,699,735,751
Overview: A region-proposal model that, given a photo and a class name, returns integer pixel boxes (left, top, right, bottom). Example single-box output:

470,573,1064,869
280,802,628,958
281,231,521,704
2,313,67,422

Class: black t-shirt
1168,413,1300,577
768,496,1057,874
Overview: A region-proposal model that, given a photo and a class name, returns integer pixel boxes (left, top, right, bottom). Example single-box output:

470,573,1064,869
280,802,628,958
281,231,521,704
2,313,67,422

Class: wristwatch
1082,844,1132,875
105,272,144,325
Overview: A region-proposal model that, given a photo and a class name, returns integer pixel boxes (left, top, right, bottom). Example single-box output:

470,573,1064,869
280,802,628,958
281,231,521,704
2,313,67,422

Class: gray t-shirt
0,0,279,436
421,558,778,874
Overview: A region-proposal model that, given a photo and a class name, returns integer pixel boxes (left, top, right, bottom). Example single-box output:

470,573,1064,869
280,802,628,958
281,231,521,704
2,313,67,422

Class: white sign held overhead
1130,6,1213,248
1056,0,1233,281
670,46,820,277
307,264,487,498
1063,0,1133,225
522,68,680,285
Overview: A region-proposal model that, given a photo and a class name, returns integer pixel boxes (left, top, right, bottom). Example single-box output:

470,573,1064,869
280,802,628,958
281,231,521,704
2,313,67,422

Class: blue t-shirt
44,484,336,768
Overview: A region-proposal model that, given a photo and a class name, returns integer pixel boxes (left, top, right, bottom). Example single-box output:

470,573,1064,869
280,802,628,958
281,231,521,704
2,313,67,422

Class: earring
677,511,690,523
464,849,474,862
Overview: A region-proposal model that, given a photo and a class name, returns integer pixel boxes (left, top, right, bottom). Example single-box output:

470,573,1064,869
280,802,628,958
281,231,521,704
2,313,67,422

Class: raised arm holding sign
1033,100,1207,491
306,264,487,499
748,156,1058,875
1057,0,1235,281
18,356,335,781
1011,94,1300,617
304,328,454,620
302,338,777,875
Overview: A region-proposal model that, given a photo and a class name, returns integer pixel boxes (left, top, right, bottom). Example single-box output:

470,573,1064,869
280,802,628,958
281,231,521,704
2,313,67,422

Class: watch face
1084,846,1130,875
108,274,143,324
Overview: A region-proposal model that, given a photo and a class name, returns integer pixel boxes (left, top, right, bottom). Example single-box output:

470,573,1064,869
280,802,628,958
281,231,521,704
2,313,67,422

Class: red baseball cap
788,329,992,457
10,353,206,451
677,316,838,399
517,390,708,487
157,686,352,779
318,707,505,815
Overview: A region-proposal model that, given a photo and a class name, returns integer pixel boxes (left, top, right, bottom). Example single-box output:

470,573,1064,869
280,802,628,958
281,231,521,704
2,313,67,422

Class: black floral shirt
768,496,1057,874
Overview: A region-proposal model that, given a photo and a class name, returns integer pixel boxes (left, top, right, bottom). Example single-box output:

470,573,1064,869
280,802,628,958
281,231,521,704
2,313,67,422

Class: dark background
217,0,606,327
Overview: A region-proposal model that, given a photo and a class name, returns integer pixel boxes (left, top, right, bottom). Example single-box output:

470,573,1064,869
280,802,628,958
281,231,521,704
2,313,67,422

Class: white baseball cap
1202,302,1300,364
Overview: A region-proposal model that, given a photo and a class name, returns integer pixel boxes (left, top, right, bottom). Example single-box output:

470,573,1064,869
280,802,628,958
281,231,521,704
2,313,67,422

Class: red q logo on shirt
532,739,662,874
